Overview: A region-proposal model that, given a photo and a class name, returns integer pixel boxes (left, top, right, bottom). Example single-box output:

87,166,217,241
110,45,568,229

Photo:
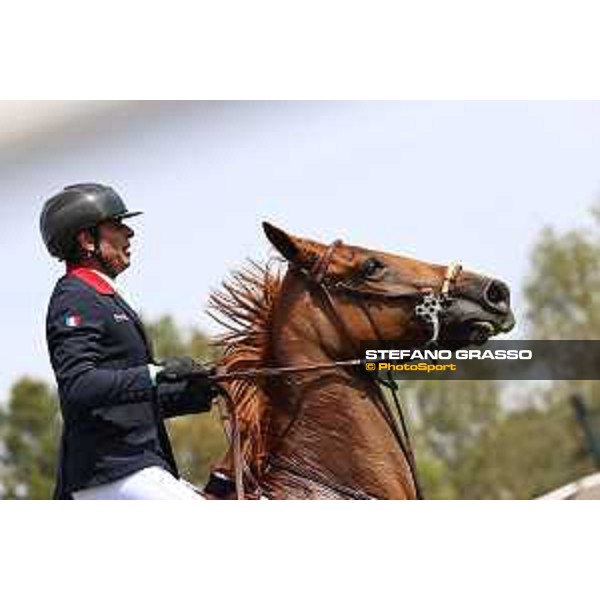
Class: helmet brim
119,210,143,219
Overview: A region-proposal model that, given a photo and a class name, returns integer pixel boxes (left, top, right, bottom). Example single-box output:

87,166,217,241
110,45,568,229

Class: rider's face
97,219,135,276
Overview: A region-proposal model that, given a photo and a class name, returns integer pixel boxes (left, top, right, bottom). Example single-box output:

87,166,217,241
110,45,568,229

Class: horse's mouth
464,320,500,345
440,303,515,349
432,275,515,349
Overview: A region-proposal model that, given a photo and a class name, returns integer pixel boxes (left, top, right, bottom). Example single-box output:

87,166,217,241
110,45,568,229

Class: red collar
66,265,115,295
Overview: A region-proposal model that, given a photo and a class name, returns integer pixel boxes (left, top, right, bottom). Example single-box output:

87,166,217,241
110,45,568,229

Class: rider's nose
482,279,510,314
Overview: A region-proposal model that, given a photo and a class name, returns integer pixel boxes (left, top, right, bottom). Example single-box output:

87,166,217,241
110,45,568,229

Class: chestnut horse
206,223,514,499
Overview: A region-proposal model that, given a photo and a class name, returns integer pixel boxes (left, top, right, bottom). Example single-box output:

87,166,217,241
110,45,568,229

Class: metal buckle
415,291,444,344
415,262,462,345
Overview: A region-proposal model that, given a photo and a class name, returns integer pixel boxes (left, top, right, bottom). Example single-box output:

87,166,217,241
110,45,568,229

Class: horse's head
263,222,515,354
207,222,516,498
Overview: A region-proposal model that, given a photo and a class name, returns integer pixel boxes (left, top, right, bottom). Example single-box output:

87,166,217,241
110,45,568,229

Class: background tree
402,380,502,499
521,202,600,487
0,378,60,499
524,222,600,340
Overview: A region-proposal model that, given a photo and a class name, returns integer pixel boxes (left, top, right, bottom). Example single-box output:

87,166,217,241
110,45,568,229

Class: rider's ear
76,229,95,254
262,222,301,262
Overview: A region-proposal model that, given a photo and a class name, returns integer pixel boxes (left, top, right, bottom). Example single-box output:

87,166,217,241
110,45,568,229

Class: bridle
207,240,463,500
303,239,463,349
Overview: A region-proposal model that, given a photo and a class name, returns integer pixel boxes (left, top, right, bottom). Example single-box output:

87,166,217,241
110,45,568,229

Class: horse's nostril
484,280,510,310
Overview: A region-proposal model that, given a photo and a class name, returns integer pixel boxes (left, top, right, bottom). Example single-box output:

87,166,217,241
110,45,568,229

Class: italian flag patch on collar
65,314,82,327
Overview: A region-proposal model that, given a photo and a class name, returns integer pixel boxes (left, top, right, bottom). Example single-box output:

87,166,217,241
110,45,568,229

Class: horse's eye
362,258,385,279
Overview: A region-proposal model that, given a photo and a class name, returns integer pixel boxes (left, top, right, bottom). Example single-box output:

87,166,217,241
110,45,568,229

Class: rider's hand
183,372,223,412
183,363,224,412
155,356,199,384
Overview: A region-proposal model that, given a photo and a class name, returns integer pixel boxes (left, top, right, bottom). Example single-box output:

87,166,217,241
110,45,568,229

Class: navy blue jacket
46,267,209,499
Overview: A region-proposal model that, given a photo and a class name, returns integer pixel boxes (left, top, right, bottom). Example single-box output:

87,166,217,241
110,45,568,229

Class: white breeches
72,466,204,500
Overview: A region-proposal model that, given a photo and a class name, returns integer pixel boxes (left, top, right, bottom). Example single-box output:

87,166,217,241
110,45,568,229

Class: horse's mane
208,259,285,476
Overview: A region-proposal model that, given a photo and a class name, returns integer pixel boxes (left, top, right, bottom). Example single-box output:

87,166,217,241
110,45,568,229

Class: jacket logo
113,312,130,323
65,314,82,327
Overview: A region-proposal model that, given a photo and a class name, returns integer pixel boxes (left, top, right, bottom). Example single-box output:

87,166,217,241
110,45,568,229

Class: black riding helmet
40,183,142,260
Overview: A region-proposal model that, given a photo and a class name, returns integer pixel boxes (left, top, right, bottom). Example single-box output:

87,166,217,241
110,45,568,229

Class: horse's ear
262,222,301,262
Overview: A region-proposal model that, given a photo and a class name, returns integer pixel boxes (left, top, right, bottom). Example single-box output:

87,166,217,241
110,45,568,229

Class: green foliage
145,315,220,363
522,206,600,474
464,403,592,498
0,378,60,499
400,380,502,498
409,379,594,499
166,411,227,484
524,223,600,339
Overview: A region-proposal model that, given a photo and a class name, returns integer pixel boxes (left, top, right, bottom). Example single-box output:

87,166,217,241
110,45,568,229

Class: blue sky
1,101,599,401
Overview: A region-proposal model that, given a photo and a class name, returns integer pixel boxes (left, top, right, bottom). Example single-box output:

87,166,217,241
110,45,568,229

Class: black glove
156,356,202,384
182,375,222,412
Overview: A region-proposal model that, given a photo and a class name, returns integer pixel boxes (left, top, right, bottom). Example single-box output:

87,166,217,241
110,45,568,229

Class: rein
205,241,462,500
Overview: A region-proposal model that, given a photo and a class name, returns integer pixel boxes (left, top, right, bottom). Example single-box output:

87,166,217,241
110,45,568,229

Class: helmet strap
90,226,118,279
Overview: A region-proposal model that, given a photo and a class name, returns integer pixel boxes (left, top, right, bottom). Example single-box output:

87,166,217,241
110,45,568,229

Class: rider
41,183,220,499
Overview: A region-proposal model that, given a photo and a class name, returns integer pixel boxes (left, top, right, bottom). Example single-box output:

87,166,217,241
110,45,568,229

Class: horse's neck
264,370,415,499
264,279,416,499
